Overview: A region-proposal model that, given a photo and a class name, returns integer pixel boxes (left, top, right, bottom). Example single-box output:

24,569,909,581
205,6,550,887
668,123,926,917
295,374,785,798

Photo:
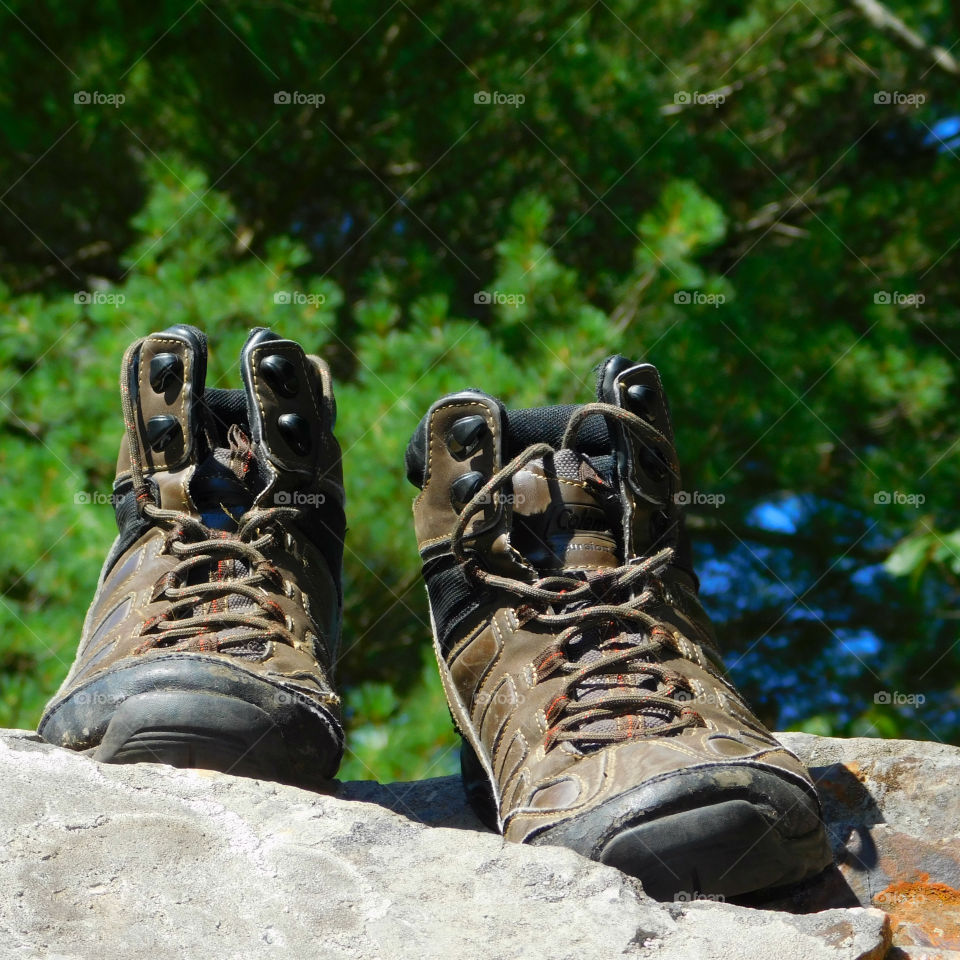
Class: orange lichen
874,881,960,950
884,882,960,906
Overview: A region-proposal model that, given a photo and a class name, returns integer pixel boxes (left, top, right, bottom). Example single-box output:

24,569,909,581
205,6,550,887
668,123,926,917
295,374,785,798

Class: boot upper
41,325,345,771
407,356,822,845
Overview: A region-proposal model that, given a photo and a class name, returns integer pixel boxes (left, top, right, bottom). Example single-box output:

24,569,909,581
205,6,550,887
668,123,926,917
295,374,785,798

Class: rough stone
2,729,955,958
777,732,960,958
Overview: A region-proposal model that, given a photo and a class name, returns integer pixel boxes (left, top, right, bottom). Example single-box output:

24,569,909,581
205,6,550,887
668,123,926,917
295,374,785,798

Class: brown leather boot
39,325,345,786
405,356,833,900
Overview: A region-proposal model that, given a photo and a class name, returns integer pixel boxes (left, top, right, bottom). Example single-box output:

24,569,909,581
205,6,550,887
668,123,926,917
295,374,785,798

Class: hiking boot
39,325,346,786
405,356,833,900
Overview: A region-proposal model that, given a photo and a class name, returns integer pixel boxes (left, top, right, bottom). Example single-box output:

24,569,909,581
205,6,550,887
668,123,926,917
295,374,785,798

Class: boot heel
460,738,499,830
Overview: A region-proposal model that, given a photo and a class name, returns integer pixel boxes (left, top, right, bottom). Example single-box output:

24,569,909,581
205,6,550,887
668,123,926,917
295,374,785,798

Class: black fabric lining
405,394,616,490
504,404,611,459
201,388,250,448
422,553,492,655
104,479,157,573
204,387,248,420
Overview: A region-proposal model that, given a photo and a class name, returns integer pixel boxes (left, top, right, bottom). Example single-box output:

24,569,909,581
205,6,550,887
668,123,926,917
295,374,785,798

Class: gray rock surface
777,732,960,958
6,728,958,959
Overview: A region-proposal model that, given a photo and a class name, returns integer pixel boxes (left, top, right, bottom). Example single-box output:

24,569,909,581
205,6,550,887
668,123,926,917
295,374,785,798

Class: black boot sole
92,690,289,780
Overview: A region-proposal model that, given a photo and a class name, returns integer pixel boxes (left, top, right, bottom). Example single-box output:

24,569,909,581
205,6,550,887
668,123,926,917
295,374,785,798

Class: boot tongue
184,424,269,642
190,424,265,531
509,450,621,572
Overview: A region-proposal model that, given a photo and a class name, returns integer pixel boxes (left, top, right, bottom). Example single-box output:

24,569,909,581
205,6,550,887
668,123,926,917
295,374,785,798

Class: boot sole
527,762,834,901
38,654,343,786
92,690,288,780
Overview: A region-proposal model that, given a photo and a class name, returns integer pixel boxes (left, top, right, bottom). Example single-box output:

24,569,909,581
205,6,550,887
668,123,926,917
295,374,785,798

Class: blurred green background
2,1,959,782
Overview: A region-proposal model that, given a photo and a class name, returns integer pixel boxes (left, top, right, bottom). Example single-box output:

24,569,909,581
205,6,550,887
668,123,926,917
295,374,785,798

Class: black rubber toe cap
38,654,343,786
528,763,834,901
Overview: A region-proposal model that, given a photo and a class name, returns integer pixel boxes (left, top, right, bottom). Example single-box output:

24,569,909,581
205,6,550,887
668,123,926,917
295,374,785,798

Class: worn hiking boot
406,356,833,900
39,325,346,786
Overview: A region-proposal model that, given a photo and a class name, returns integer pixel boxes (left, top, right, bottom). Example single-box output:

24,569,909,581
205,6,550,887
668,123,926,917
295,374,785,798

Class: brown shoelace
119,337,300,654
451,402,705,750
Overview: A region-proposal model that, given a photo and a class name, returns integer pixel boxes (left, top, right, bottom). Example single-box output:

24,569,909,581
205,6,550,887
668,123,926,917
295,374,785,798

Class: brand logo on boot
553,505,611,534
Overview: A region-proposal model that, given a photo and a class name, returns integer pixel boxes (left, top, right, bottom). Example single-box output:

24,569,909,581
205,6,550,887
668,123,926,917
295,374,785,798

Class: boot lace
119,337,299,655
450,402,707,751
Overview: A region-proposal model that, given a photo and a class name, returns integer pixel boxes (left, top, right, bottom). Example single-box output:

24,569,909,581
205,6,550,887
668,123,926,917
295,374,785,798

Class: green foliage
2,0,960,775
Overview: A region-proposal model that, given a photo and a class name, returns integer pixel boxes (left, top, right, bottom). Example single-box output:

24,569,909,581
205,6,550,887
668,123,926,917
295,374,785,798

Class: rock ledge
2,730,958,959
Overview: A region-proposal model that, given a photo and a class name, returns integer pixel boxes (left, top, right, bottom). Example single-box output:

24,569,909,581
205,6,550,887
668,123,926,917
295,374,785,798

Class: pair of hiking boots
39,325,834,901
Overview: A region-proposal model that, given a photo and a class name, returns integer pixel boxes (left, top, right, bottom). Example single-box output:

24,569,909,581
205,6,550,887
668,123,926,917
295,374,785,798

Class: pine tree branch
849,0,960,75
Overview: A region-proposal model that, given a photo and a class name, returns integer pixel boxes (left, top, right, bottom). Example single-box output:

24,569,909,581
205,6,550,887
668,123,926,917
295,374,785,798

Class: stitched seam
78,591,137,660
494,730,528,783
474,618,506,703
250,347,270,433
423,399,496,489
82,538,156,644
507,751,612,823
514,734,775,826
474,611,508,716
446,619,488,662
510,753,800,826
287,346,323,425
481,674,517,761
521,771,588,815
498,744,529,805
418,534,453,548
43,656,342,728
490,690,529,774
502,768,529,815
517,472,591,492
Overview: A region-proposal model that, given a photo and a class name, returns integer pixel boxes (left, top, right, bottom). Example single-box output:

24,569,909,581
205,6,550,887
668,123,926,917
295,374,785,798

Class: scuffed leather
412,372,823,844
44,329,344,730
